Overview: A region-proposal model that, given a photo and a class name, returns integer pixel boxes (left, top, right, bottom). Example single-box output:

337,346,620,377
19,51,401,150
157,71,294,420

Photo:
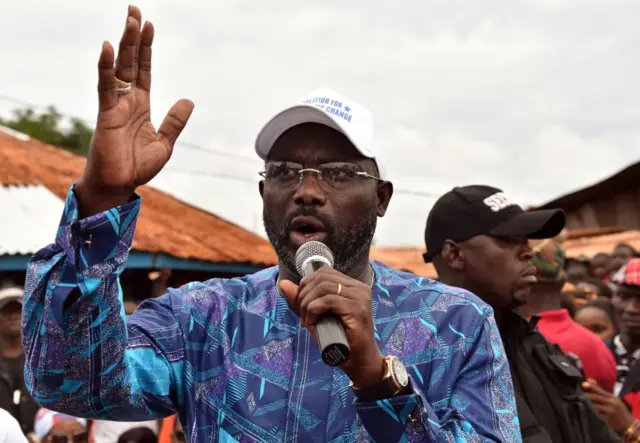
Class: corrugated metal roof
0,185,64,255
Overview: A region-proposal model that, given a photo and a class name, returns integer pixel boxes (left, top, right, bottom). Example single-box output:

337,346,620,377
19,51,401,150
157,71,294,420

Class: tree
0,106,93,156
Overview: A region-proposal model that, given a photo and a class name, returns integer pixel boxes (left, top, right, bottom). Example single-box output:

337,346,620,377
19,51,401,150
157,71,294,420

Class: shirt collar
535,309,572,322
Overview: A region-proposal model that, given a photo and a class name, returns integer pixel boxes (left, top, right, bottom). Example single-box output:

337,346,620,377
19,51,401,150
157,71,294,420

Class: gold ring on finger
114,77,132,96
337,283,342,296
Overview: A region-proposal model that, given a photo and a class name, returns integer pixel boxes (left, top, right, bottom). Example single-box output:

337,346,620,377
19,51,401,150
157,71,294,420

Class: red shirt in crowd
535,309,617,392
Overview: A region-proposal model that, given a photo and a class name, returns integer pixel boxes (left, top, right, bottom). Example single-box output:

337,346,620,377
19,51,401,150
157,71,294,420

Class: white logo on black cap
483,192,517,212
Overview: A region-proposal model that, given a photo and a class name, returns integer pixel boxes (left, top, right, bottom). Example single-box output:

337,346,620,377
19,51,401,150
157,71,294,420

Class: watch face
391,357,409,387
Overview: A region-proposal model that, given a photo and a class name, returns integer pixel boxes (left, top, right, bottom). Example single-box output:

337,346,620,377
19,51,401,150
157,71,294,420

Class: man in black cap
424,185,621,443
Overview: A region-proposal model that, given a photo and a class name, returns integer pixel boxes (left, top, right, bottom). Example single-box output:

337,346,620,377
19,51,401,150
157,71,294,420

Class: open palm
77,6,194,215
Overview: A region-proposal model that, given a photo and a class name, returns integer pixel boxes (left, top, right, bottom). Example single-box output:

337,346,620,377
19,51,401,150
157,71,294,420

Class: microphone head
295,241,335,276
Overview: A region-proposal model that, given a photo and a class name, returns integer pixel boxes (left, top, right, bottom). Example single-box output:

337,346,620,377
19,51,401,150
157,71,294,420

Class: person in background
609,258,640,396
565,256,592,283
577,277,615,300
423,184,620,443
575,299,619,342
561,278,614,315
149,268,172,299
0,407,28,443
592,253,612,281
611,243,638,274
117,427,157,443
0,286,39,437
519,236,617,392
90,420,158,443
34,409,88,443
559,281,582,315
582,258,640,441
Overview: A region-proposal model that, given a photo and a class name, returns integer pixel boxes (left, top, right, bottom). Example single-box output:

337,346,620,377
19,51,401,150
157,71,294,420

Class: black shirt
0,353,39,434
500,312,621,443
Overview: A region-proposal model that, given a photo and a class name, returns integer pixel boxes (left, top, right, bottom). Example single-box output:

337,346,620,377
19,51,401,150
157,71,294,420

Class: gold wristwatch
351,355,410,402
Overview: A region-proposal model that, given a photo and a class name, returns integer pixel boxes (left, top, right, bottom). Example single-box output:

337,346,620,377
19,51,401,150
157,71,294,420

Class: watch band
351,356,409,402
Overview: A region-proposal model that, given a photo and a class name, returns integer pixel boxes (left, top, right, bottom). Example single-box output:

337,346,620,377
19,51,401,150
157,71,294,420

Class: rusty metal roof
563,230,640,259
0,127,277,266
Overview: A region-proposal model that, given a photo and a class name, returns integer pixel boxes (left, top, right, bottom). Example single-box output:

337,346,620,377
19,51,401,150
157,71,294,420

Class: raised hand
76,5,194,216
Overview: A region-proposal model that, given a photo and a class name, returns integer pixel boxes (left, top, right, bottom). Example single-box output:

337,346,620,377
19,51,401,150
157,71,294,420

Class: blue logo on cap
303,96,353,123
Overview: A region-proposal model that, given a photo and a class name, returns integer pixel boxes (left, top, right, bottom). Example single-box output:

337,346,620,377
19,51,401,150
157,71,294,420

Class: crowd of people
1,220,638,442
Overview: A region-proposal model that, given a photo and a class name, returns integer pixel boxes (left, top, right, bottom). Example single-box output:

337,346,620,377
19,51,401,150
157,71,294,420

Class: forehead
267,123,366,165
51,420,84,432
576,306,610,322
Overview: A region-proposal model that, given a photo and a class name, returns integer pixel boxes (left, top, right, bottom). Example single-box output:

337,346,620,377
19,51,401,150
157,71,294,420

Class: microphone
295,241,350,366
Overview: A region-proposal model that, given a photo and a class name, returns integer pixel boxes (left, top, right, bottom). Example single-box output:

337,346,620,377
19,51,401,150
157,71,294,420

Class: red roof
563,230,640,259
0,127,277,266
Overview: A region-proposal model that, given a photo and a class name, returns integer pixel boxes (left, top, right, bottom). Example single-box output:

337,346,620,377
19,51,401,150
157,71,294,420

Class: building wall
563,185,640,230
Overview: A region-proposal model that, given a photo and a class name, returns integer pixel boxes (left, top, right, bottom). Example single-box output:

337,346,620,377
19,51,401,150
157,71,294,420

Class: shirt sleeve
21,186,185,421
354,309,522,442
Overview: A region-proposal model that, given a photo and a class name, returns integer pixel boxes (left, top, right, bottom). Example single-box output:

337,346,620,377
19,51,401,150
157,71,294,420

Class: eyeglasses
259,161,382,190
50,431,89,443
173,430,187,442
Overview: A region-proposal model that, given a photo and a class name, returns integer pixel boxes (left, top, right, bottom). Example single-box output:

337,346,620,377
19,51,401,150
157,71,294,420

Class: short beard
263,206,377,279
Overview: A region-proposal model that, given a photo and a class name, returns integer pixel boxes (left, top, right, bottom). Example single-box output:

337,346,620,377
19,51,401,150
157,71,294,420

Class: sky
1,0,639,246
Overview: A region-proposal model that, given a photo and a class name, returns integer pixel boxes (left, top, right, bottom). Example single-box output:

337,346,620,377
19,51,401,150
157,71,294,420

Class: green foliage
0,106,92,156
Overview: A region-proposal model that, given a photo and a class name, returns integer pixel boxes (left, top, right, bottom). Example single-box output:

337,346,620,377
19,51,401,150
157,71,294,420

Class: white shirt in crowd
0,408,28,443
91,420,159,442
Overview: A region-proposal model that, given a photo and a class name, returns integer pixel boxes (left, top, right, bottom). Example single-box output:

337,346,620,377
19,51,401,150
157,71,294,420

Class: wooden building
536,160,640,231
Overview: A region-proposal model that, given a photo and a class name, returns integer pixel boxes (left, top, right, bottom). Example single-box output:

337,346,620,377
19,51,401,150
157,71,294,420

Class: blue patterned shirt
22,187,521,443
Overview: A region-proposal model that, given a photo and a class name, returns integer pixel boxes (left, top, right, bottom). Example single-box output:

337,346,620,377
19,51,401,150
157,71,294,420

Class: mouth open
289,216,327,246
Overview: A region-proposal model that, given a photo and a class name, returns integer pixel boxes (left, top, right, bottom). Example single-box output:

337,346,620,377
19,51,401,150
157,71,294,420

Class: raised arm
21,5,193,420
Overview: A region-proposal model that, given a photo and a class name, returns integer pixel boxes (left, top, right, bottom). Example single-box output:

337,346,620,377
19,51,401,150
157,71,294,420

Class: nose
520,241,534,261
293,173,327,207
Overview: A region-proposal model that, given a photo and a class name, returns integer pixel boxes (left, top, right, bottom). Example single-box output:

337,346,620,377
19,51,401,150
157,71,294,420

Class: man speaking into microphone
22,6,520,443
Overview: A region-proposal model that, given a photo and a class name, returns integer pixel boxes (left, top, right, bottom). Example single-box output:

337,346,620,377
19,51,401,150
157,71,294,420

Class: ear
376,181,393,217
259,180,265,199
441,240,465,271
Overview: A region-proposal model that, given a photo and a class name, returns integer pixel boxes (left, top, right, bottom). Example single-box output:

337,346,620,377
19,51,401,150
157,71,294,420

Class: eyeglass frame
258,161,383,190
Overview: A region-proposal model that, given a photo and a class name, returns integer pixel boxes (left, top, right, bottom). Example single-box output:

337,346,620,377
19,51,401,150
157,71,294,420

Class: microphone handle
301,259,351,366
316,313,350,366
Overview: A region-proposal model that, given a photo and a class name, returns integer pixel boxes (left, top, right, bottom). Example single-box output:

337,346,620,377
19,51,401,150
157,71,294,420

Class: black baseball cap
423,185,566,263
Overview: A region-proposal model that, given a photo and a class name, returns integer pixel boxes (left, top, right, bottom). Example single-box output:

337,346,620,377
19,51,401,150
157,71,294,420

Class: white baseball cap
255,88,387,180
0,287,23,310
